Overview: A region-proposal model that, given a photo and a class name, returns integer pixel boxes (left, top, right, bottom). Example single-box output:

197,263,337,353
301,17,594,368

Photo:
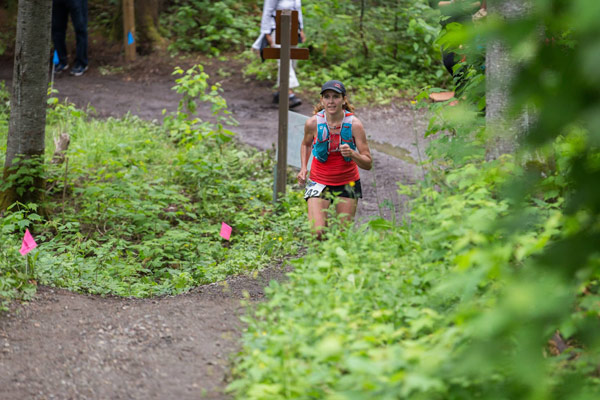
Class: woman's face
321,90,344,114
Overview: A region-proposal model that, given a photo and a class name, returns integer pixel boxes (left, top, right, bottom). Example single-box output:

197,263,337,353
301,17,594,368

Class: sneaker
289,94,302,108
70,64,88,76
55,62,69,73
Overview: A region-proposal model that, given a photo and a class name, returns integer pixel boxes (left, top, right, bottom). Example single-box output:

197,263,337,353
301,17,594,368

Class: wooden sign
262,48,310,60
276,10,299,45
263,10,309,202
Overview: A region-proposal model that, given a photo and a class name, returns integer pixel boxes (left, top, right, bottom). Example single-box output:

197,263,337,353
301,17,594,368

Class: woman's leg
335,197,358,225
307,197,330,238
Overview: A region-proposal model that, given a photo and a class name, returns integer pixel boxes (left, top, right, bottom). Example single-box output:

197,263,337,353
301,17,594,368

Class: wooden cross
263,10,309,202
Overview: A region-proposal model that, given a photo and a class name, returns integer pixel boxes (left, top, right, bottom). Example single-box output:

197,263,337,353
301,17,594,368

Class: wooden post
263,10,309,203
275,10,291,201
123,0,136,62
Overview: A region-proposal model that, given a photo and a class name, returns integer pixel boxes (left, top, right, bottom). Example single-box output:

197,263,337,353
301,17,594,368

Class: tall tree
134,0,166,54
0,0,53,211
485,0,531,159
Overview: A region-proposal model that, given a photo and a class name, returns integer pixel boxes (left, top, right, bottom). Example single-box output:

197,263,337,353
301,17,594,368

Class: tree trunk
485,0,531,159
135,0,166,54
0,0,52,211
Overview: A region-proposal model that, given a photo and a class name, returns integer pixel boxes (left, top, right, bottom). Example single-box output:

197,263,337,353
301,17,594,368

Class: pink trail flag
220,222,232,240
20,228,38,256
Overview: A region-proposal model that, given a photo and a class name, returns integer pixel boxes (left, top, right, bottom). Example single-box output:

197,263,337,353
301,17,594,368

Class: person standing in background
253,0,305,108
52,0,88,76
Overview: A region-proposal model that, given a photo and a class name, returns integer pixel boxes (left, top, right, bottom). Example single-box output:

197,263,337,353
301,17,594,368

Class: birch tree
485,0,531,159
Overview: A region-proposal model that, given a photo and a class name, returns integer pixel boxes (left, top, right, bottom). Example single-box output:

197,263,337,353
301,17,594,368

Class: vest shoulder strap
316,110,326,124
342,110,354,125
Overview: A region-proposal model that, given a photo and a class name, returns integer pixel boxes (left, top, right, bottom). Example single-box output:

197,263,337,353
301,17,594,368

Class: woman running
297,80,372,237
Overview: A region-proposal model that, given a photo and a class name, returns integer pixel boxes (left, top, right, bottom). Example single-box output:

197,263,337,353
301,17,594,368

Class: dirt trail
0,268,287,400
0,53,427,399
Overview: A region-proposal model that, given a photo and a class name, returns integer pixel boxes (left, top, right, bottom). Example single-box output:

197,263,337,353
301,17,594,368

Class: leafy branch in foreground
229,154,599,399
230,1,600,397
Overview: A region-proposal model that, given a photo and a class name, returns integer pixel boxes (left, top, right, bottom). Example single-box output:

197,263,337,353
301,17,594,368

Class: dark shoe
289,94,302,108
70,64,88,76
55,62,69,73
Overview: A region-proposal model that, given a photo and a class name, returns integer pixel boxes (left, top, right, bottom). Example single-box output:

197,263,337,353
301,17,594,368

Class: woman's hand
340,144,354,159
297,168,308,185
343,118,372,170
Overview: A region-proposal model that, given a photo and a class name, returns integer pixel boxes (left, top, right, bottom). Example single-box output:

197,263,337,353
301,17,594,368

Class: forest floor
0,46,428,399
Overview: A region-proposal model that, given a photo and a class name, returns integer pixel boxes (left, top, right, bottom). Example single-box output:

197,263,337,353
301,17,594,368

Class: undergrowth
228,1,600,397
0,66,308,308
229,151,600,399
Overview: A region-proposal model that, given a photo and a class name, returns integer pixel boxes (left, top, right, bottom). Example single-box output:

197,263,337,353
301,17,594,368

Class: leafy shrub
163,64,237,145
231,1,600,397
229,155,600,399
162,0,260,55
0,67,309,304
0,202,40,309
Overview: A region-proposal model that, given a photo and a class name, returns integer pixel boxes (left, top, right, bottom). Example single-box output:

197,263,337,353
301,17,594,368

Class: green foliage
242,0,445,101
0,1,17,56
0,81,9,131
230,156,600,399
162,0,260,55
230,1,600,397
0,202,40,310
0,32,10,56
87,0,120,36
0,67,309,304
416,94,486,167
1,156,45,197
163,64,237,145
302,0,444,99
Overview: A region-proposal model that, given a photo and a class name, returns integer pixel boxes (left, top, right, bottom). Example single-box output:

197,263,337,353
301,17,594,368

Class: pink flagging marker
19,228,38,256
220,222,232,240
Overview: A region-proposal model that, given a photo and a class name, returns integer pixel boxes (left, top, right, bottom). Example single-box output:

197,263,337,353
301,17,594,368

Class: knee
314,228,326,241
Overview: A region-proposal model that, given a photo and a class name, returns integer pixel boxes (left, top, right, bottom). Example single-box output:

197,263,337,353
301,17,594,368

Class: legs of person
307,197,330,238
335,197,358,226
441,49,456,76
276,58,299,89
275,58,301,107
51,0,69,65
288,61,299,90
68,0,88,67
273,30,301,106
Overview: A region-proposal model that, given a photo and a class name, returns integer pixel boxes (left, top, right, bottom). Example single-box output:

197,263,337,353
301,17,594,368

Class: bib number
304,180,326,199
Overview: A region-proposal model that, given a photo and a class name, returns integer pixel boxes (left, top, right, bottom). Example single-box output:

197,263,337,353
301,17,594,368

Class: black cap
320,80,346,96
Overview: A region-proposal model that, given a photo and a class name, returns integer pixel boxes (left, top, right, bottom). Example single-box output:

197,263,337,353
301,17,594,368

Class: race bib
304,180,326,199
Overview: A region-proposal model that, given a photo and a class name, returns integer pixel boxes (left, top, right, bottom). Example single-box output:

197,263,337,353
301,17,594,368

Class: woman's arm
297,0,304,30
260,0,277,35
297,116,317,185
340,117,372,170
